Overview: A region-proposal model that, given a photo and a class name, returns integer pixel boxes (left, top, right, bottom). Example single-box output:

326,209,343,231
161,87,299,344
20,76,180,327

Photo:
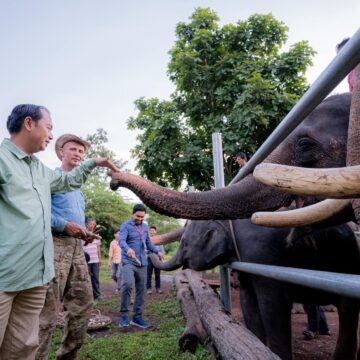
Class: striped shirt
83,239,101,263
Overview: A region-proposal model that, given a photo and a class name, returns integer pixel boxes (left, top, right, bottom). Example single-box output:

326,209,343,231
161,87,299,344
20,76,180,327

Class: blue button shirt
51,167,85,231
119,219,159,266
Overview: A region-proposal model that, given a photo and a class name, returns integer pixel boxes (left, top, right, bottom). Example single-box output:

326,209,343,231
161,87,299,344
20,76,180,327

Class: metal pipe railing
230,28,360,185
212,133,232,312
228,261,360,300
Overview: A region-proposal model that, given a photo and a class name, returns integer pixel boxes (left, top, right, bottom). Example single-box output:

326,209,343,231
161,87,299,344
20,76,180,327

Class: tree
85,128,128,179
146,207,183,233
82,176,132,248
82,129,182,249
128,8,315,190
83,129,130,247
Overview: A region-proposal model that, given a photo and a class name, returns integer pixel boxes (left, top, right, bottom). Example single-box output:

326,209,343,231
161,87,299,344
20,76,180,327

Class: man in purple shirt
37,134,103,360
118,204,164,329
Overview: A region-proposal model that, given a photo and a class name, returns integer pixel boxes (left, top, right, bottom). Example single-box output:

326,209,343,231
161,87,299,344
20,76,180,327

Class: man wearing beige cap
0,105,118,360
36,134,99,360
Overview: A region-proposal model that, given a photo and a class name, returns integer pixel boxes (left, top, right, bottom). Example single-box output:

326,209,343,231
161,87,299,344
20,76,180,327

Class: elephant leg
255,279,293,360
238,275,266,344
334,298,359,360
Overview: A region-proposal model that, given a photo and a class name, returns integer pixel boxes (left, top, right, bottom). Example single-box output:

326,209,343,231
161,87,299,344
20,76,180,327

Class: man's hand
64,222,86,238
127,248,135,259
93,157,120,173
157,252,165,262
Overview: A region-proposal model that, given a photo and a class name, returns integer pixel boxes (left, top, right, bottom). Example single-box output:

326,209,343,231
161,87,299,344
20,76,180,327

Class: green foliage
85,128,128,179
146,208,182,233
128,8,315,190
83,128,132,247
82,176,132,248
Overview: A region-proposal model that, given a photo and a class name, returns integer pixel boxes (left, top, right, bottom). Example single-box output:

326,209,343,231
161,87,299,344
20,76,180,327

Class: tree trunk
174,272,210,353
184,269,280,360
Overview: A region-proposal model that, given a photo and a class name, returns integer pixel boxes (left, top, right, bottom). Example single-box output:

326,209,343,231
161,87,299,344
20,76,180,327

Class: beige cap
55,134,91,160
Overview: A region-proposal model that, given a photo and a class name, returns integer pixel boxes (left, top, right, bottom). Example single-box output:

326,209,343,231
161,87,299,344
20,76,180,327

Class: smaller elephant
152,220,360,360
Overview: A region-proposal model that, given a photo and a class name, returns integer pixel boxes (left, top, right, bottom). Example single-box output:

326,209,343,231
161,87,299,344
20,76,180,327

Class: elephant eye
297,137,316,149
295,137,322,166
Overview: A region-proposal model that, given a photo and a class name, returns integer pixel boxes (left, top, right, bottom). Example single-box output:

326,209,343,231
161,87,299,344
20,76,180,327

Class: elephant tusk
254,163,360,198
251,199,351,227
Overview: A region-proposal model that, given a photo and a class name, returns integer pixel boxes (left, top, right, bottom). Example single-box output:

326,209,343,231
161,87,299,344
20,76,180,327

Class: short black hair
7,104,50,134
132,203,146,214
336,38,350,53
235,151,247,161
150,225,157,231
87,218,96,224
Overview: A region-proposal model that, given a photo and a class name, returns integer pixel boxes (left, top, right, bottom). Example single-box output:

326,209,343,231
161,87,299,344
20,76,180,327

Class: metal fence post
212,132,232,311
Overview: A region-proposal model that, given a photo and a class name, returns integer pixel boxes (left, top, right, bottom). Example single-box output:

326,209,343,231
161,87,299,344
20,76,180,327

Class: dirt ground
93,274,338,359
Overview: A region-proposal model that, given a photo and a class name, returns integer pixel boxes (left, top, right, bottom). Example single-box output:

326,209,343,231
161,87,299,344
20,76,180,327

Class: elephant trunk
149,247,183,271
151,227,185,245
110,148,293,220
347,65,360,223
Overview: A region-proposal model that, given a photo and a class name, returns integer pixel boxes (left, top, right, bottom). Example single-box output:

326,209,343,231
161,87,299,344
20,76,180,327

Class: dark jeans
304,304,329,333
88,262,101,300
146,257,161,290
120,263,147,319
111,262,122,291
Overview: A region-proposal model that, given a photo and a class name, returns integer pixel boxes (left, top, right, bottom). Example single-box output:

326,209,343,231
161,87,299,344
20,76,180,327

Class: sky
0,1,358,200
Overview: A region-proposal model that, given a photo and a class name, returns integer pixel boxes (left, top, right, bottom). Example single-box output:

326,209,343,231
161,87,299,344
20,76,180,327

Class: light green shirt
0,138,96,291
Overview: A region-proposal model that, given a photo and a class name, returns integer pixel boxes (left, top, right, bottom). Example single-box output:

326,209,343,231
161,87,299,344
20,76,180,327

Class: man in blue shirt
37,134,97,360
119,204,164,329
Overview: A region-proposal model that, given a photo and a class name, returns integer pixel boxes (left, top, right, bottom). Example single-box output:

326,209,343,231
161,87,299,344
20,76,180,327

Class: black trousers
146,257,161,289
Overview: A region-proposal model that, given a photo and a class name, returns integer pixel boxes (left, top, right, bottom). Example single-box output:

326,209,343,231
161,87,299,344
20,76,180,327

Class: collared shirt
51,167,86,232
0,138,96,291
119,219,159,267
109,240,121,264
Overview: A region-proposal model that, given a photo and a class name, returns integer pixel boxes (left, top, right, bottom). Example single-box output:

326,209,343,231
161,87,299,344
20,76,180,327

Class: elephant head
249,66,360,228
149,220,237,271
110,93,352,220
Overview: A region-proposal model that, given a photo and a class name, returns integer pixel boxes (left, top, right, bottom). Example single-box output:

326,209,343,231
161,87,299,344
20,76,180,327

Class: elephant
247,65,360,228
109,92,357,358
149,219,360,360
110,93,353,222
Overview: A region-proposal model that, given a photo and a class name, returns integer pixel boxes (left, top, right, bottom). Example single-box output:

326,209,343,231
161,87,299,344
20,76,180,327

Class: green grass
48,265,213,360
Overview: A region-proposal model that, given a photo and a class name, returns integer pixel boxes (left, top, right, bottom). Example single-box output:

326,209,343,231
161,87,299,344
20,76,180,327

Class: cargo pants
36,236,93,360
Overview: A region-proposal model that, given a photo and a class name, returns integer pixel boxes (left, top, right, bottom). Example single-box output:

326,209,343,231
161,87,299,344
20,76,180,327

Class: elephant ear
347,64,360,224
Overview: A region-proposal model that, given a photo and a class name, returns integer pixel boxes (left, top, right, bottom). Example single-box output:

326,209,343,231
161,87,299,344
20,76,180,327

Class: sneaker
131,317,150,329
303,330,316,340
319,330,331,336
147,289,152,295
156,289,163,294
119,315,130,327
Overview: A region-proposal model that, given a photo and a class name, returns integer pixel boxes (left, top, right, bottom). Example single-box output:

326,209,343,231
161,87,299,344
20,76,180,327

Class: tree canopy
82,128,181,248
83,128,131,247
128,8,315,190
